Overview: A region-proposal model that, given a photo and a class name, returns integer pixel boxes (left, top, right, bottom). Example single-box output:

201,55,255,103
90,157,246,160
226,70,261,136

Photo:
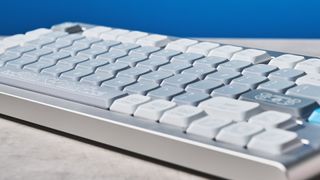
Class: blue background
1,0,320,38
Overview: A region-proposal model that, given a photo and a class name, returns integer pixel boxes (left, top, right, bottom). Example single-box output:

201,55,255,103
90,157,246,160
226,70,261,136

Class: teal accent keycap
308,108,320,124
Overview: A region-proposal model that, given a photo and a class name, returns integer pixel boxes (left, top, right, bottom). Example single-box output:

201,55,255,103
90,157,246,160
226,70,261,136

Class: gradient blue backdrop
1,0,320,38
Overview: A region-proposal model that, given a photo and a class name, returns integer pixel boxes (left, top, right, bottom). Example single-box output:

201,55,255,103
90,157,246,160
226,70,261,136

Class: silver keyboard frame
1,23,320,180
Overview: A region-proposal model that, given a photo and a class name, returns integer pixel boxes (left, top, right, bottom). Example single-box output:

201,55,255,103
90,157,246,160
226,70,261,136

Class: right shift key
240,89,318,118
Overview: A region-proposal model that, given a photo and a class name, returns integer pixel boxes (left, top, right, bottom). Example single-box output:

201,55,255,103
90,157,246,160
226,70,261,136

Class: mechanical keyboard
1,22,320,180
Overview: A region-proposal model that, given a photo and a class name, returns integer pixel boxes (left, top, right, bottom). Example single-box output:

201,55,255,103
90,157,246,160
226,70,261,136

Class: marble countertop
1,38,320,180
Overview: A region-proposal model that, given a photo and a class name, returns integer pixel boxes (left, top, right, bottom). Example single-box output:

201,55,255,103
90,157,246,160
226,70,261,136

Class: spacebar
0,67,126,109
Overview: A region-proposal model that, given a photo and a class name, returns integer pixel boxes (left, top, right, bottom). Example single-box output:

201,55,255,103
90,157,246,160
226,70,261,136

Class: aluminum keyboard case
1,22,320,180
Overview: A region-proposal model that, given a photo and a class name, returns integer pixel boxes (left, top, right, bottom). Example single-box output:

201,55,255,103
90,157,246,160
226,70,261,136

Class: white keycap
249,111,296,129
186,116,232,138
230,49,271,64
82,26,112,38
216,122,264,146
269,54,305,69
295,58,320,74
198,97,261,121
136,34,171,47
100,29,130,40
208,45,243,59
134,99,176,121
296,73,320,86
26,28,52,37
187,42,220,55
25,28,52,41
117,31,149,43
3,34,29,47
165,38,198,52
247,129,302,155
110,94,151,115
160,105,206,129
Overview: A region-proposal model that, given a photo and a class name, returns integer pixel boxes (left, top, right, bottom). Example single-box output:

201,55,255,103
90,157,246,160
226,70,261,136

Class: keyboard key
286,84,320,104
186,80,223,94
134,99,176,121
165,39,198,52
216,122,264,146
23,61,55,73
205,70,241,84
172,91,210,105
100,29,130,40
193,56,228,68
136,57,169,71
161,74,199,88
147,86,184,100
110,43,140,53
230,49,271,64
41,64,74,77
268,68,305,81
217,60,252,72
117,31,148,43
295,58,320,74
57,56,89,67
186,116,232,138
150,49,181,60
5,56,38,69
138,71,173,84
136,34,171,47
116,54,147,67
308,108,320,124
158,62,191,74
269,54,305,69
247,129,302,155
249,111,296,129
40,31,68,40
110,94,151,115
199,97,261,121
80,73,114,86
117,66,151,79
56,34,84,44
96,51,127,63
25,28,52,40
160,105,206,129
24,48,53,59
242,64,278,76
76,59,109,71
0,68,126,109
59,44,89,56
296,73,320,86
6,45,36,56
77,47,107,59
60,68,93,81
187,42,220,55
182,66,216,79
82,26,112,38
211,84,250,99
95,62,129,75
43,40,72,52
124,81,159,95
38,51,71,63
241,89,318,118
230,75,268,89
24,38,55,48
74,37,104,46
208,45,243,59
91,40,121,50
171,53,204,64
101,76,136,90
129,46,161,56
258,79,296,93
0,53,20,67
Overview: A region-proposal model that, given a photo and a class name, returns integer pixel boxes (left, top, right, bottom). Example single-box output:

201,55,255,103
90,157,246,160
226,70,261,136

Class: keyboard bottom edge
0,83,318,180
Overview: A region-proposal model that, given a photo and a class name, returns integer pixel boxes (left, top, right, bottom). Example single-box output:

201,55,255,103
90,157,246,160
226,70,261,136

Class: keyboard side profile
1,22,320,180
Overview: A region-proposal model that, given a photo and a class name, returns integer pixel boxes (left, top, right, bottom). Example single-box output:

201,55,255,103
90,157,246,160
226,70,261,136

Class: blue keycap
308,108,320,124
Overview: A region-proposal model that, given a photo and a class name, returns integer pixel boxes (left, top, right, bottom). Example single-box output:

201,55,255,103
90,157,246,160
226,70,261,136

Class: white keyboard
1,22,320,180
